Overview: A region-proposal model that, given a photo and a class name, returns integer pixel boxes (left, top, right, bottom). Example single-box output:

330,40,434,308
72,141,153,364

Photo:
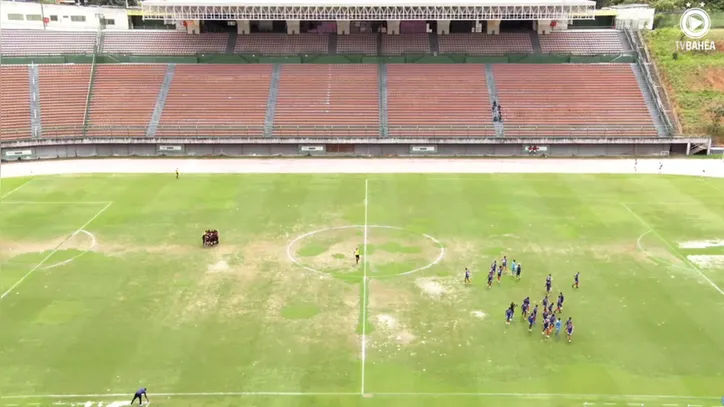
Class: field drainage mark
286,225,445,278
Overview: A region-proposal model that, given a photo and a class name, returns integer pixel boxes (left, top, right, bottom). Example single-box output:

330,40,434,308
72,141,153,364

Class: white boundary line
635,230,691,273
0,179,33,200
360,178,368,395
40,230,97,271
0,201,112,205
0,202,112,300
621,203,724,296
0,392,718,400
285,225,445,278
4,230,99,271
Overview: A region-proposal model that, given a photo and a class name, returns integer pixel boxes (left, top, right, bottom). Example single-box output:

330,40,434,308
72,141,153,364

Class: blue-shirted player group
467,257,581,343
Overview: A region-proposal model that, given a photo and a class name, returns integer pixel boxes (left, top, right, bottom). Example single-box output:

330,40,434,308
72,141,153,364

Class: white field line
621,203,724,297
1,392,717,401
635,230,691,273
360,178,369,395
0,201,112,205
0,202,112,300
0,179,33,200
41,230,97,271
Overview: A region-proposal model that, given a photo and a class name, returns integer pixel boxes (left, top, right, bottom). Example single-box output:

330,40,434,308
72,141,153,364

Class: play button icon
680,8,711,39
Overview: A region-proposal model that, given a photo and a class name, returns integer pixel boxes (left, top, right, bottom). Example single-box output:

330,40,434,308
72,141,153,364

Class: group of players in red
465,256,580,343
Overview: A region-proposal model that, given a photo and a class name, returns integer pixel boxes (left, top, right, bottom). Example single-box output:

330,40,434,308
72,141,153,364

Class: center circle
286,225,445,278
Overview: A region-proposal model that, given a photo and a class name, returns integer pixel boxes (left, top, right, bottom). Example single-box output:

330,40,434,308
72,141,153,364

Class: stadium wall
0,137,709,161
0,54,637,65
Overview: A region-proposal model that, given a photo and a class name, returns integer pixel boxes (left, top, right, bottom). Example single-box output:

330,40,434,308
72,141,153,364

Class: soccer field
1,172,723,407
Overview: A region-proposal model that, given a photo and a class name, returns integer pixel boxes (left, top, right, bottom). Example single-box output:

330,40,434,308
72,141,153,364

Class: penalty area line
621,203,724,297
0,202,113,301
0,178,34,200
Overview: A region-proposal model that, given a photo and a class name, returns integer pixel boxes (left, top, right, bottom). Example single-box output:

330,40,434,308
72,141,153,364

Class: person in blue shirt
555,316,563,338
131,388,149,406
511,259,517,276
505,307,514,325
556,292,565,313
464,268,471,285
515,263,522,280
496,264,503,283
572,272,580,289
487,270,494,289
542,295,549,310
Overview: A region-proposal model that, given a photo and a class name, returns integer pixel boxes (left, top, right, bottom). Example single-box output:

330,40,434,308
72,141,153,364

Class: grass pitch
1,174,723,407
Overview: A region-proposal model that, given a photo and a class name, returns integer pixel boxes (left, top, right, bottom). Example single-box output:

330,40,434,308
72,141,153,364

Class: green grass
1,174,724,407
646,27,724,140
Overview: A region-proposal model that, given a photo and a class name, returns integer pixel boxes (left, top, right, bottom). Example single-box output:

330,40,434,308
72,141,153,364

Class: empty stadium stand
337,34,378,55
87,65,167,137
102,31,228,55
157,64,272,137
539,31,629,55
273,64,379,137
382,34,431,55
37,64,91,137
386,64,494,137
0,66,32,140
234,33,328,55
493,64,657,137
0,29,96,56
439,33,535,55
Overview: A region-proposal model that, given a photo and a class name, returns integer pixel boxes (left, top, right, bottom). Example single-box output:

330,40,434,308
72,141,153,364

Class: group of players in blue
466,257,580,343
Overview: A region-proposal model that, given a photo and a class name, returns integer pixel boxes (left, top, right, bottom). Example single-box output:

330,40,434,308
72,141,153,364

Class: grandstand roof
143,0,594,6
142,0,596,21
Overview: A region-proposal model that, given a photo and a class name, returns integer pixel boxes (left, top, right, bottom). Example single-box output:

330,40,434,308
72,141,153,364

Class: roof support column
237,19,250,34
185,20,200,34
536,20,552,34
437,20,450,35
486,20,500,35
287,20,300,34
337,20,350,35
386,20,400,35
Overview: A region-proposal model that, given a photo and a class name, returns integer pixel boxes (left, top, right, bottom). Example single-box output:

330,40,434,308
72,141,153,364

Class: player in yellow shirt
354,248,361,265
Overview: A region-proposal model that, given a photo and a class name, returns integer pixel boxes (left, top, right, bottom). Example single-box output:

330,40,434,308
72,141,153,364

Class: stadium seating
235,33,328,55
157,65,272,137
273,64,379,137
493,64,657,137
381,34,430,55
0,66,32,140
386,64,495,137
0,29,95,56
337,34,378,55
86,65,166,137
38,64,91,137
539,31,629,55
103,31,228,55
439,33,534,55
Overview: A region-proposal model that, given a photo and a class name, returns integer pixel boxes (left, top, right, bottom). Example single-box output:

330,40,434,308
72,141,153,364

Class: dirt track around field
1,158,724,178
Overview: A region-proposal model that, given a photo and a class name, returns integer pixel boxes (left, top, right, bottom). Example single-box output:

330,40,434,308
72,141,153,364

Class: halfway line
0,202,113,301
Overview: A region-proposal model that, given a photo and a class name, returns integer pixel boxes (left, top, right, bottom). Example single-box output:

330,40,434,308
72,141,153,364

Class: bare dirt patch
371,312,417,347
0,233,94,263
367,279,414,310
415,278,447,299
